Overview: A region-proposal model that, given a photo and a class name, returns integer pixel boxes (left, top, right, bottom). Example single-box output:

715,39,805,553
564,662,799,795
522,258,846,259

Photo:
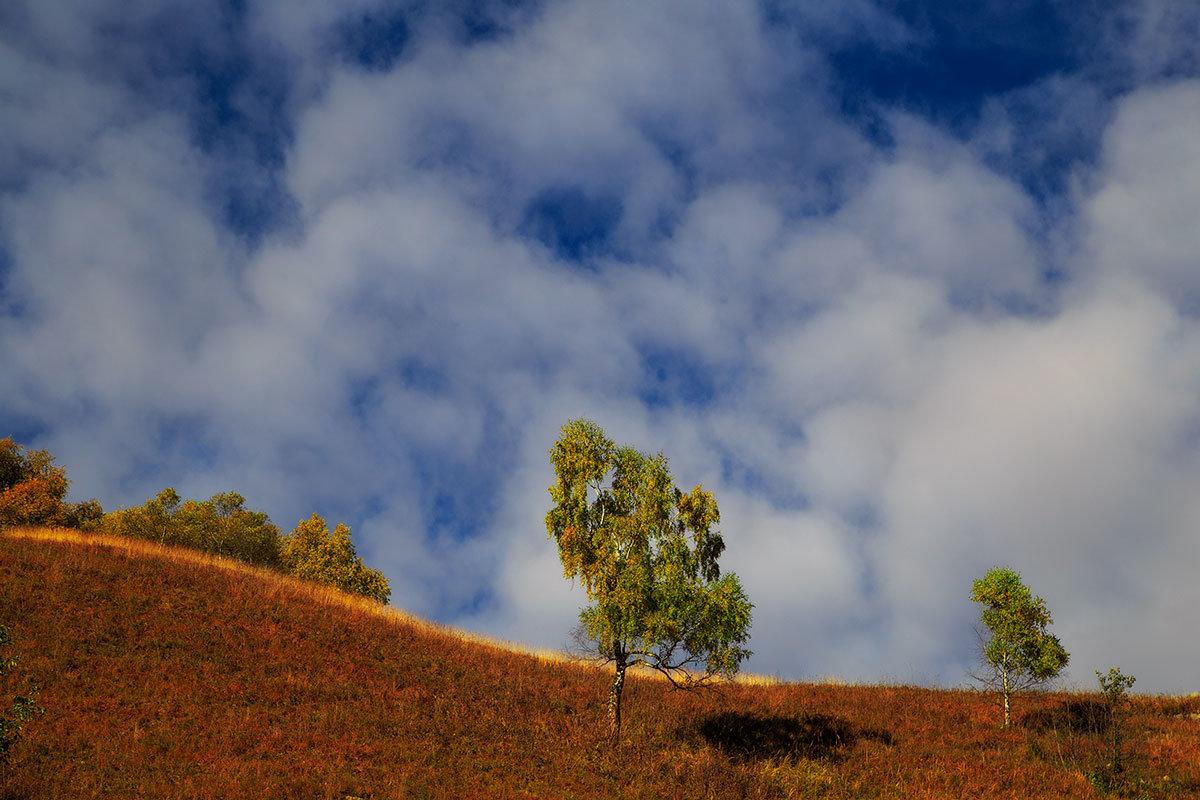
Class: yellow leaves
676,485,719,535
279,514,390,605
545,419,751,688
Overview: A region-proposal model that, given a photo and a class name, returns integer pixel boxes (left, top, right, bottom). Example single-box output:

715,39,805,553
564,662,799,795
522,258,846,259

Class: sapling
969,567,1069,728
1096,667,1136,779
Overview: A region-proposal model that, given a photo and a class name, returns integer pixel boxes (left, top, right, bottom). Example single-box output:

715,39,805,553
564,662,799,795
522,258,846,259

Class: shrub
280,514,391,604
0,439,23,490
99,492,390,599
63,498,106,531
0,437,101,529
101,487,180,543
0,625,43,767
0,474,69,528
1090,667,1137,788
101,488,282,566
173,492,281,566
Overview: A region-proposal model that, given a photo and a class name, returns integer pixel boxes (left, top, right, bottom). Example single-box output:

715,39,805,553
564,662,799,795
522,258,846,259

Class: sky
3,0,1200,692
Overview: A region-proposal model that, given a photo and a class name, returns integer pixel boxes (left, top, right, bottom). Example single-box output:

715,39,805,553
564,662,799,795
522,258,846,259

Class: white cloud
719,495,871,679
840,128,1046,305
0,43,133,182
1084,80,1200,306
1,118,240,414
775,276,1200,687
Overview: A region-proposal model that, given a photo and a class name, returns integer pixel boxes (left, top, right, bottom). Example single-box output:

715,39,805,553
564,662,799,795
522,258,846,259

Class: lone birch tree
970,566,1069,727
545,419,752,737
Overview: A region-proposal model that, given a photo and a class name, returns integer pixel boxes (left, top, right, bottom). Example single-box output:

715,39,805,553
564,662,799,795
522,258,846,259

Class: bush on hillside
101,488,282,566
3,441,394,605
0,438,101,529
0,624,43,767
63,498,105,531
280,514,391,604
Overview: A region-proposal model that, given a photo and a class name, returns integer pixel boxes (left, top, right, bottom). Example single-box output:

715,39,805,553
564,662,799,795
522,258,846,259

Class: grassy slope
1,528,1198,800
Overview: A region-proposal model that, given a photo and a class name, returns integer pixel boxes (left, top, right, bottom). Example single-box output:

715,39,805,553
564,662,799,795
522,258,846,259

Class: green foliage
1093,667,1138,786
101,488,180,543
0,437,102,529
545,419,752,735
969,566,1069,728
0,440,24,491
101,488,282,566
64,498,105,531
0,625,44,767
93,488,391,604
280,514,391,604
1097,667,1136,708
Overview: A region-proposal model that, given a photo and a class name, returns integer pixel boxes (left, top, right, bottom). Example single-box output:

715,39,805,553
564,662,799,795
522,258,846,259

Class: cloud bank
3,0,1200,691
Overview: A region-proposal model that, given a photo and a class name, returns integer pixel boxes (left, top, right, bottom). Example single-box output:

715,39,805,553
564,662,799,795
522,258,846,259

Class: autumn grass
2,527,1199,799
0,528,767,681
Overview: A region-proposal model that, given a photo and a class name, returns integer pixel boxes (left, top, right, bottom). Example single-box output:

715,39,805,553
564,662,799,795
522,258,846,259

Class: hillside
1,528,1198,799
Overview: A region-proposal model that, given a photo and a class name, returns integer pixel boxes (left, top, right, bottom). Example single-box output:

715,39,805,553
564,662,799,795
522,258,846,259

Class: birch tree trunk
608,660,628,738
1002,669,1011,728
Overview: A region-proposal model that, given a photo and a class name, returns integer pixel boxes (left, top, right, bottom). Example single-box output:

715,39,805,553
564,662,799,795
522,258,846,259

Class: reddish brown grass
2,527,1197,799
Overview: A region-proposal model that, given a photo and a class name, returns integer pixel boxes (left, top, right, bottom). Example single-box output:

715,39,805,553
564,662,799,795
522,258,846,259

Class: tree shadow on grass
1023,699,1111,735
693,711,894,763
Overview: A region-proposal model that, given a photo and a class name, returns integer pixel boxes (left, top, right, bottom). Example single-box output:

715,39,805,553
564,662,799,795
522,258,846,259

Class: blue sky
3,0,1200,691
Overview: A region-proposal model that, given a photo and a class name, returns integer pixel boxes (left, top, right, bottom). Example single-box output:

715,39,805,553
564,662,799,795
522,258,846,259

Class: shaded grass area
695,711,893,762
2,528,1199,799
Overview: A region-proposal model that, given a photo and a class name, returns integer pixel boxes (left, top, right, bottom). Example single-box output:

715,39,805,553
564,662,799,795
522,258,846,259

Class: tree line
0,437,389,605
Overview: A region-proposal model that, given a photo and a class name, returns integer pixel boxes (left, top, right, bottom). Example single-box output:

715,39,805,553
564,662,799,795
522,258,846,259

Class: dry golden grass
5,527,577,660
2,527,777,683
2,526,1198,799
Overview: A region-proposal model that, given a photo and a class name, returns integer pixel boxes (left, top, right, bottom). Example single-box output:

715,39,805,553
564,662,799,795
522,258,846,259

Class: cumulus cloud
3,0,1200,692
1084,81,1200,306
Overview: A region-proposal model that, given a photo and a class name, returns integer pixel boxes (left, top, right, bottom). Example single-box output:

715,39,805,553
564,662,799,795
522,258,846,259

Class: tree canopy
101,488,281,566
545,419,752,736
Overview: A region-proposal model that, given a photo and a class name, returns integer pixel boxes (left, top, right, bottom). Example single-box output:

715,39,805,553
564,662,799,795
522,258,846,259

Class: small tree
545,419,752,737
970,566,1069,727
1096,667,1137,780
174,492,281,566
101,487,182,544
280,514,391,604
0,625,44,767
1097,667,1136,708
0,437,101,529
101,488,282,566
